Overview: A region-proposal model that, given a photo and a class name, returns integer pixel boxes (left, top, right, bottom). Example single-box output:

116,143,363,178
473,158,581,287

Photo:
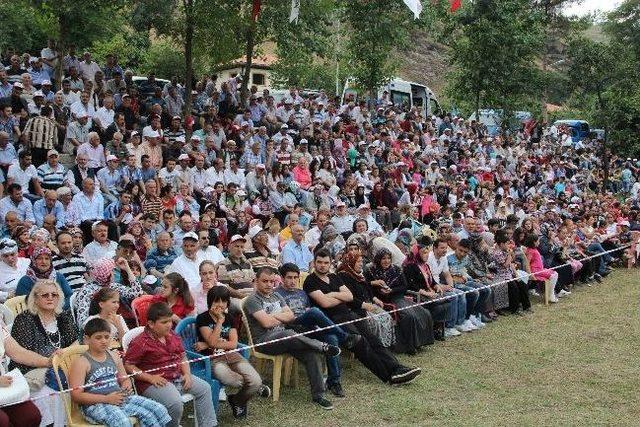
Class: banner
403,0,423,19
290,0,300,23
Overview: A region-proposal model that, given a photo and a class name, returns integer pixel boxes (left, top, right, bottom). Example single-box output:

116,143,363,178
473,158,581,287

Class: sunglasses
38,292,60,299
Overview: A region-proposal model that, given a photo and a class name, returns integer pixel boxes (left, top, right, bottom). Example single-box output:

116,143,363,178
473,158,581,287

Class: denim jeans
462,279,491,315
294,307,345,387
443,289,467,328
454,283,479,319
588,242,611,272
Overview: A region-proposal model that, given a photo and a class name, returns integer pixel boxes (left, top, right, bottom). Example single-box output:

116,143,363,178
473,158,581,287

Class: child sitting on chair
68,318,171,427
124,302,218,427
194,286,270,419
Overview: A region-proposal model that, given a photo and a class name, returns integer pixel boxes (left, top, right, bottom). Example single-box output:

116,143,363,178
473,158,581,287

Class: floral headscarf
26,247,56,281
90,258,116,286
337,251,365,282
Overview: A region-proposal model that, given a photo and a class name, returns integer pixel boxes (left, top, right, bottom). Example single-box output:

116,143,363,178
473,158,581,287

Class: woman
318,224,346,261
12,226,30,258
364,248,435,354
15,248,73,310
337,252,396,348
245,230,279,270
524,233,559,304
251,188,273,224
264,217,281,254
0,238,30,303
292,157,312,191
402,242,449,339
491,230,530,314
151,272,195,324
160,184,177,212
74,258,143,328
193,261,222,314
0,316,48,427
175,181,200,214
10,280,77,426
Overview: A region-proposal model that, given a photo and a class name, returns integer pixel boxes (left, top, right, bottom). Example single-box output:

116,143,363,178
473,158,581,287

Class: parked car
553,120,591,142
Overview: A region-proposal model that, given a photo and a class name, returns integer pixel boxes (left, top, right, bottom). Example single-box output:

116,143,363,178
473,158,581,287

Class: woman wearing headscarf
15,247,73,310
337,251,396,348
74,257,143,328
364,248,435,354
318,224,346,261
0,238,30,303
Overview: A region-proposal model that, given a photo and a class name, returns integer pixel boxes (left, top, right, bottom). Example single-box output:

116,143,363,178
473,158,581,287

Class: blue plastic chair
175,316,249,412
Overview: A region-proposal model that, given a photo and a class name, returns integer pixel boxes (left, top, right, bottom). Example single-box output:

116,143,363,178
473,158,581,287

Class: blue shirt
0,196,35,224
70,191,104,221
0,144,17,167
144,247,179,273
33,198,65,229
281,240,313,272
97,167,122,193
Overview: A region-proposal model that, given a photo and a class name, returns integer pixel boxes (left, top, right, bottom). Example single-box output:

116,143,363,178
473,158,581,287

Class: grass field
204,270,640,426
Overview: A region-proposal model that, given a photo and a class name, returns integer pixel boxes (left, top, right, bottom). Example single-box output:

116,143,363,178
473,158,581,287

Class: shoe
228,395,247,419
342,333,361,350
470,315,485,328
594,274,603,283
326,381,345,398
488,311,499,320
313,396,334,410
463,319,478,330
549,294,559,303
321,344,341,357
218,387,227,401
258,384,271,398
480,314,493,323
560,288,572,295
557,290,570,298
390,367,422,385
528,289,541,298
445,327,461,337
456,322,473,333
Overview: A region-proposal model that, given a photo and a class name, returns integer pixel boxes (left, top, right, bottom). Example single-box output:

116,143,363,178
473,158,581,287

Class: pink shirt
292,165,312,190
525,247,554,281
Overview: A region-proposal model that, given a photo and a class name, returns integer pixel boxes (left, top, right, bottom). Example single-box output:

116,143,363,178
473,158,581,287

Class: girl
524,233,559,303
152,272,195,324
194,286,269,419
85,288,129,346
127,221,151,261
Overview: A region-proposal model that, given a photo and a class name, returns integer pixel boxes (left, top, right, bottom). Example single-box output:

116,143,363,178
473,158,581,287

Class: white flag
402,0,422,19
289,0,300,23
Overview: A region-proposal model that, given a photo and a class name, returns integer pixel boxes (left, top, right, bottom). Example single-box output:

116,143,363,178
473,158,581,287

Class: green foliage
604,0,640,62
91,32,150,71
138,40,186,79
0,0,54,53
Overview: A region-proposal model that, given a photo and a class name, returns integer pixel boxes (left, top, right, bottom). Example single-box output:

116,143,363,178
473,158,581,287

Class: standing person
195,286,270,419
68,318,171,427
124,302,218,427
243,267,339,409
304,249,422,385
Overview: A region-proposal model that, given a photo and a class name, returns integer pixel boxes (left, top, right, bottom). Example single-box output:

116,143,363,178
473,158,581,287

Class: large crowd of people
0,43,639,427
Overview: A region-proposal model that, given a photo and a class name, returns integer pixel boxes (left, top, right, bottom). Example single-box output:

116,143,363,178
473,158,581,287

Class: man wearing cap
355,204,384,235
332,201,354,237
140,128,163,169
217,234,256,300
40,80,54,103
22,105,57,166
27,57,48,87
240,141,264,171
97,154,123,205
165,231,205,292
81,219,117,266
27,90,46,116
36,149,66,191
245,162,267,195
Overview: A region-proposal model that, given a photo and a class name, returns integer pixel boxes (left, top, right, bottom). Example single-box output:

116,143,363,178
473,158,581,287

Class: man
106,71,126,95
144,231,178,279
23,105,58,166
276,263,357,397
355,204,384,235
240,141,264,171
104,190,138,232
82,220,117,266
78,51,101,81
270,181,297,226
242,266,338,409
0,183,35,226
51,230,88,291
0,70,12,98
36,149,66,191
282,225,313,272
77,131,106,174
197,229,224,264
64,153,96,195
140,129,163,169
172,211,196,248
0,131,18,174
33,189,64,229
304,211,330,252
94,96,116,134
164,86,184,117
245,163,267,195
70,177,105,240
141,179,163,219
7,151,41,201
217,235,256,300
70,90,96,126
279,213,299,245
165,231,205,292
428,238,475,336
304,249,421,386
223,158,245,189
97,154,123,205
332,201,354,237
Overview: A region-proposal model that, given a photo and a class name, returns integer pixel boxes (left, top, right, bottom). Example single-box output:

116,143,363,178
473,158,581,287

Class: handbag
0,368,30,407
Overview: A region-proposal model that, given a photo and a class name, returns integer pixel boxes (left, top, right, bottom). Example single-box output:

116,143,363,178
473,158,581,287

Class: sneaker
342,333,361,350
445,327,462,337
456,322,472,333
557,290,570,298
313,396,334,410
549,294,559,303
326,381,345,398
560,288,572,295
529,289,541,298
390,367,422,385
463,319,478,330
321,344,341,358
228,395,247,419
480,314,493,323
470,315,485,328
258,384,271,399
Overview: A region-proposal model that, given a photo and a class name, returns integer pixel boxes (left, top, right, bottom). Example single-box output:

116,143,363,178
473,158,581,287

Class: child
151,272,195,324
124,302,217,427
85,288,129,347
194,286,270,419
69,318,171,427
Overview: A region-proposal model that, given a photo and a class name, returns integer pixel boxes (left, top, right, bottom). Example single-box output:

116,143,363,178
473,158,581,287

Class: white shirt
7,163,38,194
0,258,30,302
427,252,449,285
208,168,225,186
332,214,355,234
82,240,117,267
165,253,205,293
199,246,225,265
94,107,115,129
303,226,322,251
78,61,101,81
223,168,246,189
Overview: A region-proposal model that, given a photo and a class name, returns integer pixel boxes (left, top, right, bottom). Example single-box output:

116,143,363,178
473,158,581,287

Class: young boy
194,286,270,419
124,302,217,427
69,318,171,427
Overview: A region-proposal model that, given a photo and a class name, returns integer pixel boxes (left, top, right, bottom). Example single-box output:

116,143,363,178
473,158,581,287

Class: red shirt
124,327,185,393
151,295,194,322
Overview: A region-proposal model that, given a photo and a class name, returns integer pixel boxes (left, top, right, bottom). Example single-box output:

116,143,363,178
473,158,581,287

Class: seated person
195,286,270,419
242,267,340,410
144,231,178,279
304,249,421,385
68,318,172,427
149,272,195,325
15,247,73,310
124,302,217,427
83,288,129,348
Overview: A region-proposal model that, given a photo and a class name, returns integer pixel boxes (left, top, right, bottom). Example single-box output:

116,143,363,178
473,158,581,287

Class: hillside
396,31,451,96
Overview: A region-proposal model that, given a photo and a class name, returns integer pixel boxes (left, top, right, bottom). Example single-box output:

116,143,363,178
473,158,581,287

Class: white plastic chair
69,291,79,324
122,326,198,426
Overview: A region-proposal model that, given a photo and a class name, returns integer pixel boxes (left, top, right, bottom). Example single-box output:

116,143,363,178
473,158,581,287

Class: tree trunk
184,0,194,134
475,87,481,121
597,88,609,193
240,24,256,107
55,15,67,89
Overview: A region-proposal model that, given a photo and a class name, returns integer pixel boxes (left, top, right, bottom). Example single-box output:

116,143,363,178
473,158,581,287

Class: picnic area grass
195,269,639,426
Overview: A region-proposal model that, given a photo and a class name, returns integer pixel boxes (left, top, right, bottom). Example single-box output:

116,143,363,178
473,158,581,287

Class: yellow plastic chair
240,305,298,401
4,295,27,316
52,345,138,427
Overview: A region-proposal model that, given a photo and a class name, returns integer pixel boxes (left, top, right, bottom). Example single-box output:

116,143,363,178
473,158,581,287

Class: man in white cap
140,128,163,169
0,238,30,302
165,231,205,293
27,90,45,116
217,234,256,300
245,163,267,195
97,154,123,205
332,201,354,236
36,148,66,191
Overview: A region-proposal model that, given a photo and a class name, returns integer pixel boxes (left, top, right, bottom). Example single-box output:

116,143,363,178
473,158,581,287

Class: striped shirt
37,162,66,189
52,253,88,291
23,116,58,150
141,196,163,219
